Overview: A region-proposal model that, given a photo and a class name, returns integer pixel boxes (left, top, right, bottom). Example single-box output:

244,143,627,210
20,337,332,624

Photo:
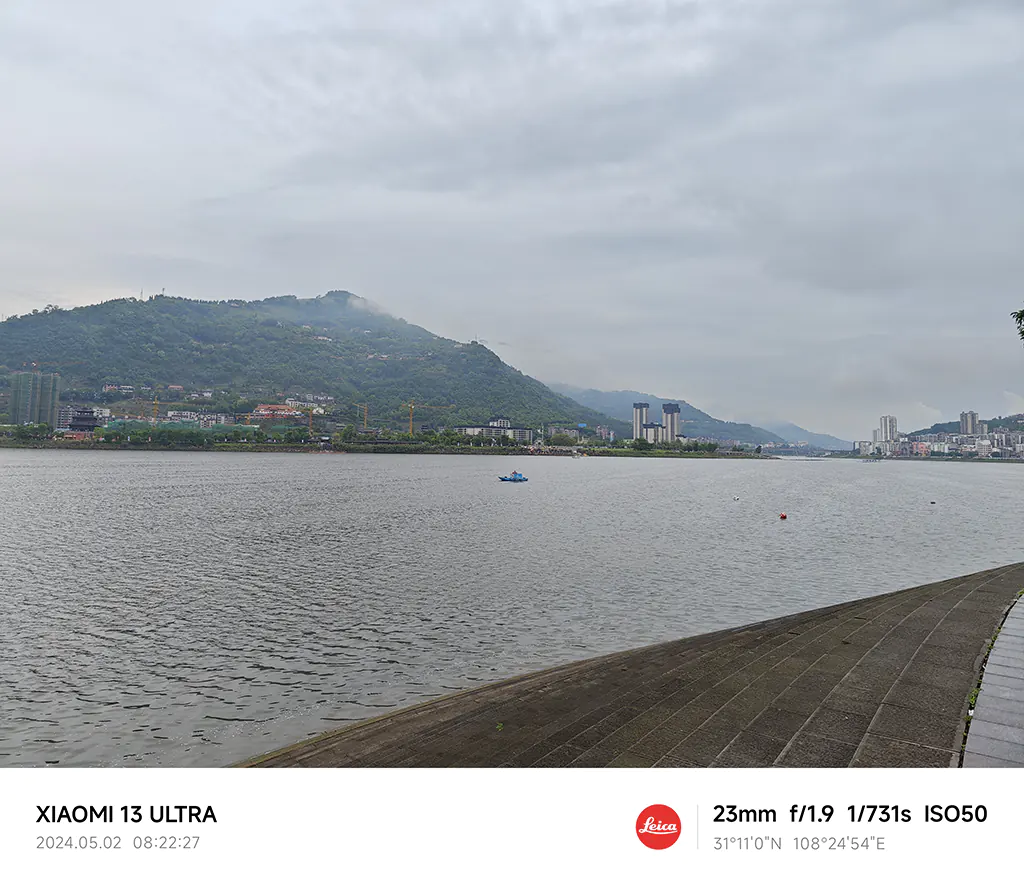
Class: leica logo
638,817,678,834
636,804,681,849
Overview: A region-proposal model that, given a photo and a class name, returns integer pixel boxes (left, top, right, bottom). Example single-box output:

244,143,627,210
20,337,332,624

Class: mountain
0,292,630,434
757,421,853,451
547,384,785,445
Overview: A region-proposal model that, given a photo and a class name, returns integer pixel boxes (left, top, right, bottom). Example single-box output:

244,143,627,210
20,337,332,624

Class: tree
632,436,652,451
1014,308,1024,343
755,445,762,454
0,290,639,436
548,433,576,446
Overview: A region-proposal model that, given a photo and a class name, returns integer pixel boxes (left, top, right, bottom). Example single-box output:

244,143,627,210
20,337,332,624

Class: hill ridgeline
0,291,629,434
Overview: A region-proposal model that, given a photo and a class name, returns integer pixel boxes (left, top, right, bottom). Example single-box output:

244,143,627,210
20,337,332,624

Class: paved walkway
243,563,1024,768
963,593,1024,766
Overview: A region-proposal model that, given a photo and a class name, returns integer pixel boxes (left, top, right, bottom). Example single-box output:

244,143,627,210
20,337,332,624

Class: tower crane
400,400,454,435
354,403,369,432
302,406,317,436
151,384,166,425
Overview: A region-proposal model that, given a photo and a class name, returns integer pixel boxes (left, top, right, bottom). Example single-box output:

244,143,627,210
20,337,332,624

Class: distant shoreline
0,440,767,458
5,440,1020,463
842,454,1024,465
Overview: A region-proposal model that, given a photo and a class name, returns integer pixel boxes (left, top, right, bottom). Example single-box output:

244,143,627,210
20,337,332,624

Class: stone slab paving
242,564,1024,768
963,591,1024,767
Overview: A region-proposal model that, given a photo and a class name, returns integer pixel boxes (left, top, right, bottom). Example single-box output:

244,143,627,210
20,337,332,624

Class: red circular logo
636,804,681,849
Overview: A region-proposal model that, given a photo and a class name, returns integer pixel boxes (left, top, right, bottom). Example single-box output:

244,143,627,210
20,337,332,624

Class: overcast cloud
2,0,1023,438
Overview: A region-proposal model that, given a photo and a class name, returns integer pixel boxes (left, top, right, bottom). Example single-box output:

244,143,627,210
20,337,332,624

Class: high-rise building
38,373,59,428
960,411,979,435
879,415,898,442
662,403,681,442
9,372,60,426
10,372,37,424
632,402,649,440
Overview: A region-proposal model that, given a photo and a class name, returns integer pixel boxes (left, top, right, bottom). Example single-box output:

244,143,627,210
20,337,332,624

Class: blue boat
499,471,528,482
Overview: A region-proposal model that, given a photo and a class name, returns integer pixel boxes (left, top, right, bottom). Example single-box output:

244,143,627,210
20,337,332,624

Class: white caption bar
1,768,1019,884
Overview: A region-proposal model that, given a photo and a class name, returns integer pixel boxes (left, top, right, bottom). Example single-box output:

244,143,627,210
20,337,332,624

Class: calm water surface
1,450,1022,766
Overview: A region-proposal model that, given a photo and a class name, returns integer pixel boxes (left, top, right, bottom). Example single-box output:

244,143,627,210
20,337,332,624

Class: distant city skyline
854,408,1021,458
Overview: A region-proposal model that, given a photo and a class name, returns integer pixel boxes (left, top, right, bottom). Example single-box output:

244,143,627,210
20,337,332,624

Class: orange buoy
779,513,787,520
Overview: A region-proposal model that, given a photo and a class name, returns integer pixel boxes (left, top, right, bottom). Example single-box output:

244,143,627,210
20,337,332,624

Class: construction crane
302,406,317,435
150,384,165,425
400,400,454,435
354,403,369,432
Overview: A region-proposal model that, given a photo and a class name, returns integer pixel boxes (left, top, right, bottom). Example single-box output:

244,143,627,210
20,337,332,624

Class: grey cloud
1,0,1023,439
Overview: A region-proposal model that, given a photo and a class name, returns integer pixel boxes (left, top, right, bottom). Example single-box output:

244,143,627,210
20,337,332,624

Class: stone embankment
243,564,1024,768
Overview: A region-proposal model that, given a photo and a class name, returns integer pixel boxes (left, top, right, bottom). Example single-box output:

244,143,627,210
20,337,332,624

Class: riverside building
662,403,681,441
960,411,979,435
634,401,685,443
632,402,649,440
642,422,662,443
68,407,101,433
455,417,534,444
9,371,60,426
879,415,898,442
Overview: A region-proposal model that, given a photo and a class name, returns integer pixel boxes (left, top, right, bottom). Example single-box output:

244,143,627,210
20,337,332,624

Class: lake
1,450,1022,766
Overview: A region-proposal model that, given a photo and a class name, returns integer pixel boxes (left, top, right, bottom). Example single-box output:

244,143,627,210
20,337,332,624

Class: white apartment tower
662,403,681,442
960,411,979,435
879,415,898,442
632,402,649,440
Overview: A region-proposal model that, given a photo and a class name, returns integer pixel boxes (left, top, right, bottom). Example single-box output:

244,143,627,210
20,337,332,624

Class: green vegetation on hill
0,292,630,434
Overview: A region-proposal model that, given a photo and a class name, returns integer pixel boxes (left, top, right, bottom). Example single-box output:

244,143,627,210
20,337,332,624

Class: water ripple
1,451,1022,765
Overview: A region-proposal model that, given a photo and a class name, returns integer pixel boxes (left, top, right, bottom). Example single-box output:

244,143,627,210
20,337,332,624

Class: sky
1,0,1023,440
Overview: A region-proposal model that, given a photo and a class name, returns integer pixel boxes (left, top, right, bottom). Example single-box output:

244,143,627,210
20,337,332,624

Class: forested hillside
0,292,629,433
